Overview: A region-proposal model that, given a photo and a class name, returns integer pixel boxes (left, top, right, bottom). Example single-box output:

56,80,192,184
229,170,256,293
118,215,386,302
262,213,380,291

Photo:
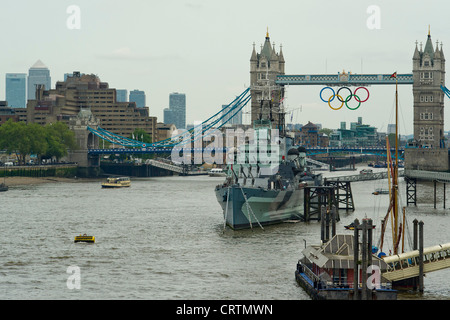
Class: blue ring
320,87,335,103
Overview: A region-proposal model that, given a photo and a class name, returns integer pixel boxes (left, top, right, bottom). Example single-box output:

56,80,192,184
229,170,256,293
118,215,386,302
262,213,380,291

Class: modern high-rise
116,89,128,102
27,60,51,100
164,92,186,129
129,89,145,108
221,104,242,126
5,73,26,108
163,108,176,128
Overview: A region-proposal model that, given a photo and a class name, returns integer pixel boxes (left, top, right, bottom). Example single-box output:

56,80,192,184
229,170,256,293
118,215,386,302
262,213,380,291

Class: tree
0,120,46,165
129,128,152,160
0,120,77,164
43,122,77,161
130,128,152,144
320,128,333,137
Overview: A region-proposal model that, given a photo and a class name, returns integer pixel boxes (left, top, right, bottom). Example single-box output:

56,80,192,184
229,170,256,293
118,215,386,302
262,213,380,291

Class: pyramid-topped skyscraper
27,59,51,100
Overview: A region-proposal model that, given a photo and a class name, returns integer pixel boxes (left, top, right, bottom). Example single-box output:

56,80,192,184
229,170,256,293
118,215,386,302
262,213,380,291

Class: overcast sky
1,0,449,135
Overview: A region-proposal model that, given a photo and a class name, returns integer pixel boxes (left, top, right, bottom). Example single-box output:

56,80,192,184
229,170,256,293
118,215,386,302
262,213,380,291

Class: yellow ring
328,94,344,110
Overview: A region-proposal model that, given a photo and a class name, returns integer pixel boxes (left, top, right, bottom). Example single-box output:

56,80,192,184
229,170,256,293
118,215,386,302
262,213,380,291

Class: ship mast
379,74,403,255
393,77,399,254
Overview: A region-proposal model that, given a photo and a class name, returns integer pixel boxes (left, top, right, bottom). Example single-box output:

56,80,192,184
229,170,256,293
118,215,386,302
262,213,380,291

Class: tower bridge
275,73,414,86
81,29,447,173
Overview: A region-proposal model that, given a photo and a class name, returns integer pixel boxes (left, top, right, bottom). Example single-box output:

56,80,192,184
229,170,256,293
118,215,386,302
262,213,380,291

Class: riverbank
3,176,101,187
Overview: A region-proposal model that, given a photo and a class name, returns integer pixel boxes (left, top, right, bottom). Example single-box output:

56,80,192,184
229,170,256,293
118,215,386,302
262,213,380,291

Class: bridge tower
250,29,285,126
67,108,100,168
405,28,448,171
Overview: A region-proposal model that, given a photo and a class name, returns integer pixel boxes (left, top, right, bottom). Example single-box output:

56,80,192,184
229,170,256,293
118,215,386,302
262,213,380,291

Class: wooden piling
331,207,336,238
320,206,325,243
434,180,437,209
419,220,424,293
361,219,368,300
353,219,360,300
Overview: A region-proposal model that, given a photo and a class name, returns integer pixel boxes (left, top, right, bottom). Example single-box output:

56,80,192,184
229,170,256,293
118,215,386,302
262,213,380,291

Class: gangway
146,159,184,174
306,158,328,170
382,243,450,282
325,169,404,182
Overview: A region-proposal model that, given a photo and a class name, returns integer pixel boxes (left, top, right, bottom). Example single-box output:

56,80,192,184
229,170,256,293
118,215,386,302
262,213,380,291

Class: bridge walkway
382,243,450,282
146,159,184,174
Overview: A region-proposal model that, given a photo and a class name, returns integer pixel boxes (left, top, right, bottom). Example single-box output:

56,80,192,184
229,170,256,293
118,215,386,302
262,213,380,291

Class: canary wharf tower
27,60,51,100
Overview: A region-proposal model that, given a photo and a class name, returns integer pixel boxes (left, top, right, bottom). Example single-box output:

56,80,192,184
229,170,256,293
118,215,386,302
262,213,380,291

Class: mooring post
304,188,310,222
434,180,437,209
412,219,419,291
419,220,424,293
444,183,446,209
353,219,360,300
367,219,373,267
325,207,330,242
320,206,325,243
331,207,336,238
361,219,368,300
413,219,418,250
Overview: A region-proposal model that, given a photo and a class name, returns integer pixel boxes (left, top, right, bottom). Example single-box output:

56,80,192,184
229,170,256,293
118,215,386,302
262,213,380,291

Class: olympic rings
354,86,369,102
345,94,361,110
328,94,344,110
337,87,352,102
319,87,335,103
319,86,369,110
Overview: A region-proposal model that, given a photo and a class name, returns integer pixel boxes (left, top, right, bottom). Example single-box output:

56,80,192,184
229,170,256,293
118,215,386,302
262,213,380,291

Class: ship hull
215,185,305,230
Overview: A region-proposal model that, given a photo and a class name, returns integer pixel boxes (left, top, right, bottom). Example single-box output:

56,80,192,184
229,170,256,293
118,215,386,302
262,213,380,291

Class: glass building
27,60,51,100
129,89,146,108
221,104,242,126
166,92,186,129
5,73,26,108
116,89,128,102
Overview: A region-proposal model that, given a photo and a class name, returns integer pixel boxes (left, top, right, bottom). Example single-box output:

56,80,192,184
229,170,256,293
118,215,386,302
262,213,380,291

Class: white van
4,162,13,166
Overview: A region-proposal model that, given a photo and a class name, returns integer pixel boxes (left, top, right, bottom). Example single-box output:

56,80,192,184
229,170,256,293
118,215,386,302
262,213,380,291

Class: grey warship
215,89,321,230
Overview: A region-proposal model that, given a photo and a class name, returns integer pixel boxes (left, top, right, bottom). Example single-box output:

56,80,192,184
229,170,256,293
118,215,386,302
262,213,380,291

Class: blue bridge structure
275,73,413,86
88,144,406,161
86,81,450,162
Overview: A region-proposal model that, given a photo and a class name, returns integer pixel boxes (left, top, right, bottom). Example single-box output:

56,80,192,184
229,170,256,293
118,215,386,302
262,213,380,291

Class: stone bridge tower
405,29,448,171
250,30,285,127
67,108,100,168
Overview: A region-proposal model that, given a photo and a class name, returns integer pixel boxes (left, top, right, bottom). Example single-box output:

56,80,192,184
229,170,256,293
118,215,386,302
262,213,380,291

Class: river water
1,166,449,300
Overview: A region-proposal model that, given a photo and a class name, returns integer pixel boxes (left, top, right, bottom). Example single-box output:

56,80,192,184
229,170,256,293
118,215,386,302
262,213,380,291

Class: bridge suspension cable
87,87,251,149
441,85,450,100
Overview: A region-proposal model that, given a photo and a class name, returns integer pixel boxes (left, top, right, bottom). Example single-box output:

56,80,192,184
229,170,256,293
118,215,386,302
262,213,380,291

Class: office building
129,89,145,108
5,73,26,108
27,60,51,100
26,71,157,140
116,89,128,102
164,92,186,129
221,104,243,126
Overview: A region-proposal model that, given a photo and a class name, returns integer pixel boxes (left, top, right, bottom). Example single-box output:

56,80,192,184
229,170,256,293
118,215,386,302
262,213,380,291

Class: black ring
337,87,352,102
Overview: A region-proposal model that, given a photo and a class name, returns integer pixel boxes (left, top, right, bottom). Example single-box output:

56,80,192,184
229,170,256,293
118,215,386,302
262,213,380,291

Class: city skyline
1,1,449,135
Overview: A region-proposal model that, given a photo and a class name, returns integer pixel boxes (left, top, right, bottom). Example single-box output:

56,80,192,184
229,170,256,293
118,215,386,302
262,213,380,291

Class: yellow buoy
74,234,95,243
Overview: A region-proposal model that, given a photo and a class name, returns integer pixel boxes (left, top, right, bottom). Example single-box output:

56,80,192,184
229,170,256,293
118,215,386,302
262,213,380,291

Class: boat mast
393,77,399,254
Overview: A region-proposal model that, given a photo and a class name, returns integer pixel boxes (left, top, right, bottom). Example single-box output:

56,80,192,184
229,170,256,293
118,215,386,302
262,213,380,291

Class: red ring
354,87,369,102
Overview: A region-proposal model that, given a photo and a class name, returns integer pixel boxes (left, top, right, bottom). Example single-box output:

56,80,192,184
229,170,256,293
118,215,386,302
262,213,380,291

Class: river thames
1,166,449,300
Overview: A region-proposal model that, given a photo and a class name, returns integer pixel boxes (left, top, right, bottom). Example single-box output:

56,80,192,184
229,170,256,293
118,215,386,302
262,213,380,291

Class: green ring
345,94,361,110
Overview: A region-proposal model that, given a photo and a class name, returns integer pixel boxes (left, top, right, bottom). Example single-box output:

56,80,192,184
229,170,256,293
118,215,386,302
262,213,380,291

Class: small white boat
208,168,226,177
